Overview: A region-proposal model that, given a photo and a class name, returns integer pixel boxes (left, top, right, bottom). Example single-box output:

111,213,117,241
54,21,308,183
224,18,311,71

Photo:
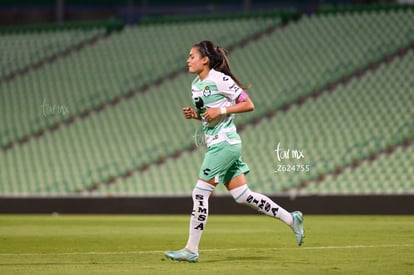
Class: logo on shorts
203,168,211,176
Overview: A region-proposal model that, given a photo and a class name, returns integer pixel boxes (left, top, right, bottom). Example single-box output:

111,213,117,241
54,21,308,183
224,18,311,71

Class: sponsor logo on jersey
229,83,240,93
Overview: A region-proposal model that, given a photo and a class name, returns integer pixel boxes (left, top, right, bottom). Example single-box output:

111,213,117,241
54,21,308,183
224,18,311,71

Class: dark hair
193,40,248,90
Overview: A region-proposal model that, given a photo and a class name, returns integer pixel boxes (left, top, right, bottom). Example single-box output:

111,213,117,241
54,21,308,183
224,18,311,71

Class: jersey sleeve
216,73,243,101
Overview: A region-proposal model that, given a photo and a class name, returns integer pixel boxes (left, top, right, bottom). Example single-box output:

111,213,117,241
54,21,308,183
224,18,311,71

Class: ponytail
194,40,248,90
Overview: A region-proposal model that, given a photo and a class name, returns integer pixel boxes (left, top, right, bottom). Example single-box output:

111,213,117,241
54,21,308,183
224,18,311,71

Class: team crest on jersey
203,86,211,97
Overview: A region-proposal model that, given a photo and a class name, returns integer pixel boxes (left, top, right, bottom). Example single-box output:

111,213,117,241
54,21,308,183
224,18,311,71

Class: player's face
187,47,208,75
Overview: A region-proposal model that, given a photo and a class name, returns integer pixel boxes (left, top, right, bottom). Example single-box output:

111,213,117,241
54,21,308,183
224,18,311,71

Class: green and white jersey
192,69,243,147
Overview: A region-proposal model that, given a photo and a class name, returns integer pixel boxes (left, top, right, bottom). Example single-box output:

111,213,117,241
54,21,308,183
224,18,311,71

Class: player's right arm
182,107,200,120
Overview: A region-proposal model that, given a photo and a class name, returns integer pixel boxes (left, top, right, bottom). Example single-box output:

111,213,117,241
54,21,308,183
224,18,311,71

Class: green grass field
0,214,413,274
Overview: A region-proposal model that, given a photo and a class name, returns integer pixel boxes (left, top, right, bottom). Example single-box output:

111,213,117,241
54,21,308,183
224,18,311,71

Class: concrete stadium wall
0,195,413,214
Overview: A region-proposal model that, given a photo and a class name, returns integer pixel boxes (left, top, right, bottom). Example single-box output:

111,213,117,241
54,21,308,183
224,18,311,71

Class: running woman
165,40,304,263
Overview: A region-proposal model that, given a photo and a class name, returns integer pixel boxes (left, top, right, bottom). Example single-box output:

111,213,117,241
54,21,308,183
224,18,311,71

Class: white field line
0,244,413,257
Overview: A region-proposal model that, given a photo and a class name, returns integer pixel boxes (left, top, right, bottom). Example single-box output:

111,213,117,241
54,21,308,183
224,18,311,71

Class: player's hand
203,108,221,122
182,107,197,119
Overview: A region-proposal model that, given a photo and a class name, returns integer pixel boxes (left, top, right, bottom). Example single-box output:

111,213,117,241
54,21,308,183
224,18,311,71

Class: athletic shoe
164,248,199,263
291,211,304,246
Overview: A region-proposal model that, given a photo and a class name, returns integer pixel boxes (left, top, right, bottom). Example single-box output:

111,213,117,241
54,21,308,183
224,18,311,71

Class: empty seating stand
0,7,413,196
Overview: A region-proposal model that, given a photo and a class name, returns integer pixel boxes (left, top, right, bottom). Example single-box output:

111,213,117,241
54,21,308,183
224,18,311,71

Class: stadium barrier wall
0,195,413,215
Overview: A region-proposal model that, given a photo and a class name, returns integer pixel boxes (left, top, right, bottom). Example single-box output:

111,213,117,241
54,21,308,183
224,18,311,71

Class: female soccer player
165,40,304,263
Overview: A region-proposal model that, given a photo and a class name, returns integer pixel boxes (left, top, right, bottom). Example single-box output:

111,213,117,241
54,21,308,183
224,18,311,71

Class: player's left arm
226,92,254,114
203,91,254,121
